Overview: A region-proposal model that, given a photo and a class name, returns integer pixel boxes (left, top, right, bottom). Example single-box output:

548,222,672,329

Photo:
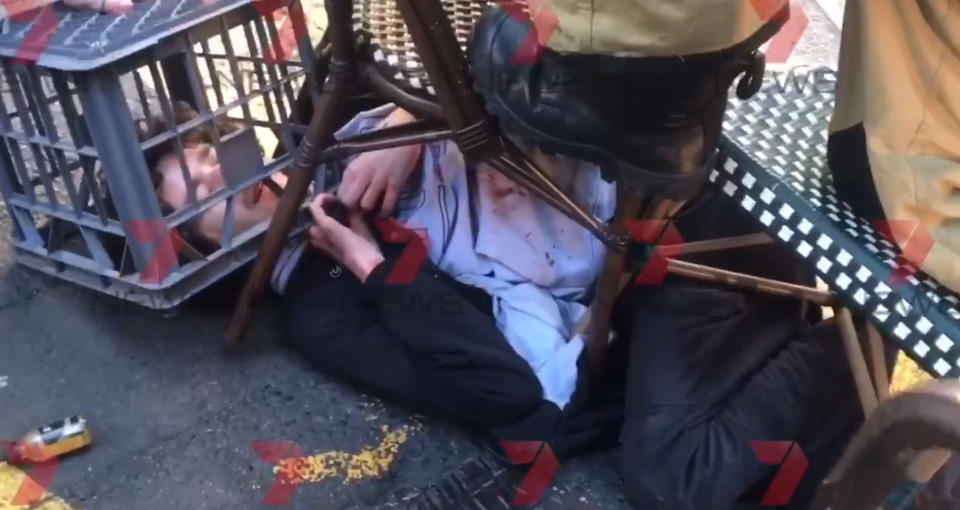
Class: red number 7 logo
499,441,559,506
750,440,809,506
372,218,430,285
0,441,59,506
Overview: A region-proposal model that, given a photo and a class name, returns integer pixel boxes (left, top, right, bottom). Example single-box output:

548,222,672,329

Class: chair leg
394,0,501,162
393,0,629,248
487,137,623,246
866,322,891,401
812,380,960,510
227,0,629,341
836,307,880,416
226,0,357,342
582,192,689,379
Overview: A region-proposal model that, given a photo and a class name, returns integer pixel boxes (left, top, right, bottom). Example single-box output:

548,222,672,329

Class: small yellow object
11,417,92,464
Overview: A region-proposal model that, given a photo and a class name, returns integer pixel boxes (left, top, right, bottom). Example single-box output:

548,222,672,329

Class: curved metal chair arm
812,379,960,510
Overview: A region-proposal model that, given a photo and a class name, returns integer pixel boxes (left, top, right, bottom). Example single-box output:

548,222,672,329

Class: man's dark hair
136,100,245,193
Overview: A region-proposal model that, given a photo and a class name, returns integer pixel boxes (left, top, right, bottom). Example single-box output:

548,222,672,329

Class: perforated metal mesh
717,69,960,379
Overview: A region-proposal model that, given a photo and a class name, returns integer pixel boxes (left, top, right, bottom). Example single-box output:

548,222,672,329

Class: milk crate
0,0,317,308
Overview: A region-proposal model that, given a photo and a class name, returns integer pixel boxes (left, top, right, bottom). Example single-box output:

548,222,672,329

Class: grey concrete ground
0,252,632,509
0,1,842,508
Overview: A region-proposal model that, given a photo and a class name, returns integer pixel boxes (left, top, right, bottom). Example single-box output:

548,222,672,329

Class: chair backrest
353,0,492,94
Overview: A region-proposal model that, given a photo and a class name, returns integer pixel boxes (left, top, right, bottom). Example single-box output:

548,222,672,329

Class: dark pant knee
622,463,671,510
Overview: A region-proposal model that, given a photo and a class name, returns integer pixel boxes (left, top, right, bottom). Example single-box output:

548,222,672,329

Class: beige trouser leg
830,0,960,294
542,0,786,57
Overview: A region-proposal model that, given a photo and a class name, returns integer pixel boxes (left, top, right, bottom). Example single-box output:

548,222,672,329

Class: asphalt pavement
0,237,632,510
0,1,842,507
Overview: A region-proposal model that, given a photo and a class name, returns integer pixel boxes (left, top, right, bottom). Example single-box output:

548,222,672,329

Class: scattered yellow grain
272,424,418,486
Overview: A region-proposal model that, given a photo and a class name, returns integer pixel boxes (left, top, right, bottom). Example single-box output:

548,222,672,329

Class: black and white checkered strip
712,74,960,378
352,0,492,96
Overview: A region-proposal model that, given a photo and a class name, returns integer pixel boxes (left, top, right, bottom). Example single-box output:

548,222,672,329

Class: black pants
616,188,866,510
283,189,866,509
283,244,562,435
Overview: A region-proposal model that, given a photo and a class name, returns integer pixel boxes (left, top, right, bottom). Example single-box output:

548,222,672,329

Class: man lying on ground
142,102,622,457
142,98,872,509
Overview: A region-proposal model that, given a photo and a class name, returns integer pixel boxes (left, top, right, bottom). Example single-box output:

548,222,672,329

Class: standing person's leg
829,0,960,294
618,190,863,510
467,3,786,200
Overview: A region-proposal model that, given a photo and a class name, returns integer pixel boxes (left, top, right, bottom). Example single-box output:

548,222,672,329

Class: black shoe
467,5,773,199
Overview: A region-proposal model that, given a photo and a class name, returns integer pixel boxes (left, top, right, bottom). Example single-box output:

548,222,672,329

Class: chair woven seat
353,0,491,95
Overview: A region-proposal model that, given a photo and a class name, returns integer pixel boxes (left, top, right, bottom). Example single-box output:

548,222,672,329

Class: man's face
155,142,281,244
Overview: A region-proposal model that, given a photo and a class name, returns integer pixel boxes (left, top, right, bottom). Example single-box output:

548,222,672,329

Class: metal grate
716,69,960,378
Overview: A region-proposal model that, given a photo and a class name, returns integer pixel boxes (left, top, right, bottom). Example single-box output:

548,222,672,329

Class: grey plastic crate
0,0,316,309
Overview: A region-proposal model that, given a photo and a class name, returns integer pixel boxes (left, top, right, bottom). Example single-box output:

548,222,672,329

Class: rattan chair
225,0,671,379
225,0,846,375
224,2,960,507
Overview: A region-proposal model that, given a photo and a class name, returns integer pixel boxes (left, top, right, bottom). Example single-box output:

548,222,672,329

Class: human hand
308,194,385,282
337,108,421,216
